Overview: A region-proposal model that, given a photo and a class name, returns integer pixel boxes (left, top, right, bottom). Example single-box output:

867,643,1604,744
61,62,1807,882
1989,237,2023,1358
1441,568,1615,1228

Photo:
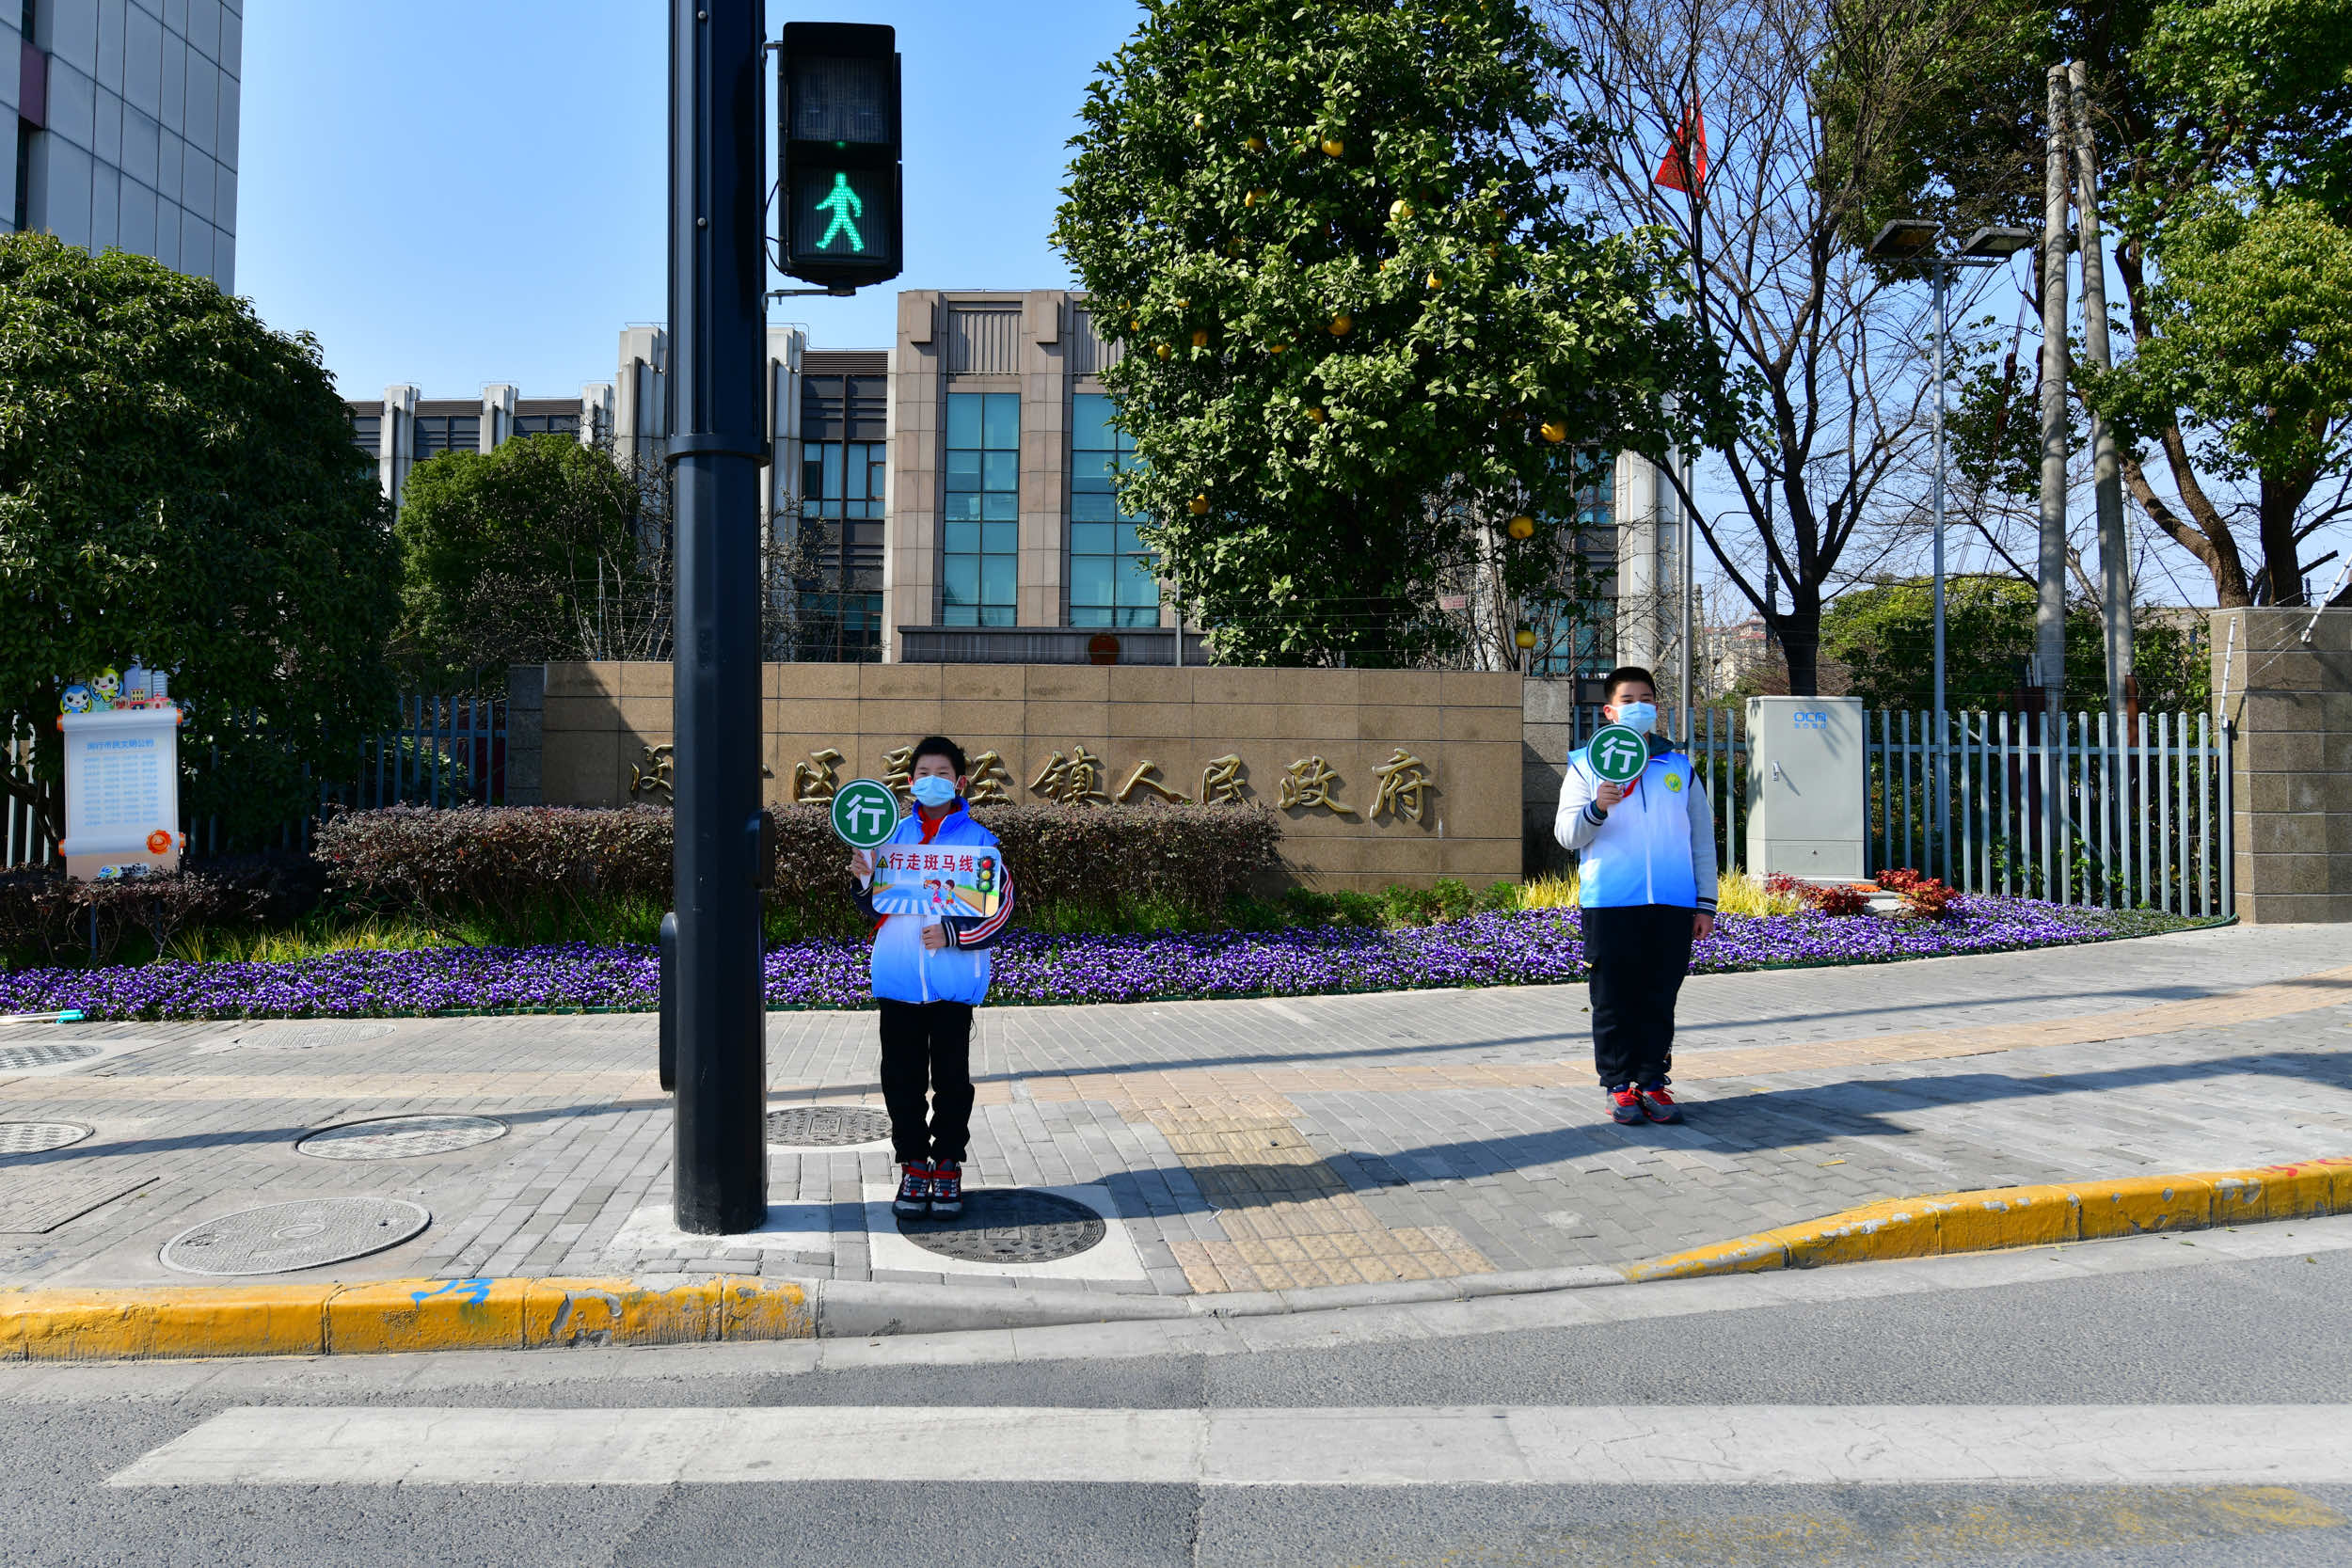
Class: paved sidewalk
0,922,2345,1301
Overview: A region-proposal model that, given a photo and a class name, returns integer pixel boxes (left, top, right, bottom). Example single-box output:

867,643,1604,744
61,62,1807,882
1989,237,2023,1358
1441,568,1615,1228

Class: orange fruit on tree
1191,329,1209,348
1329,313,1352,336
1540,419,1567,443
1189,493,1211,515
1306,405,1327,422
1156,342,1173,360
1321,136,1344,157
1505,514,1535,540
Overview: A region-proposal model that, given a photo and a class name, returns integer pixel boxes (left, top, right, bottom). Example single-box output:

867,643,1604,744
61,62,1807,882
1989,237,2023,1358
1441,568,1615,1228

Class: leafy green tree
1820,574,2207,710
0,234,398,848
395,434,662,680
1055,0,1724,667
1823,0,2352,607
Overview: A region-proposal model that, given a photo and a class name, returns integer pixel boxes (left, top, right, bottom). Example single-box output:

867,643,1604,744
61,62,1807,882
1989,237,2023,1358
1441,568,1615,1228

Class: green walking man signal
776,23,901,287
815,172,865,252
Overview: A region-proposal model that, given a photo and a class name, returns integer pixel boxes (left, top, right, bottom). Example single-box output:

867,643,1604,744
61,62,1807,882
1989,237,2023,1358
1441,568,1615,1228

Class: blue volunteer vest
1565,744,1701,909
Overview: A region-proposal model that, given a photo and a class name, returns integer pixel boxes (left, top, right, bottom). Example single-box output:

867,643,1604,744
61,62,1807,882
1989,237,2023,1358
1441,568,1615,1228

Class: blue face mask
909,775,959,808
1613,701,1659,734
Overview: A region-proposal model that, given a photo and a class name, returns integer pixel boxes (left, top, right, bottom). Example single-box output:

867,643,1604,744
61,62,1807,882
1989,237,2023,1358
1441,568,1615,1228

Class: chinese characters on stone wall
779,743,1435,824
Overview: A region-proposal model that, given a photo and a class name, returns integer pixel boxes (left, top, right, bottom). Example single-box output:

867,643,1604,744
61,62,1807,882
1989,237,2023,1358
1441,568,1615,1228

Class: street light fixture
1861,219,2028,884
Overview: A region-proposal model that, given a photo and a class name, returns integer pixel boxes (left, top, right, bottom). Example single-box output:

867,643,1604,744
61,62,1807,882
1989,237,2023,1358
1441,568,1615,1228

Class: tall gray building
3,0,242,292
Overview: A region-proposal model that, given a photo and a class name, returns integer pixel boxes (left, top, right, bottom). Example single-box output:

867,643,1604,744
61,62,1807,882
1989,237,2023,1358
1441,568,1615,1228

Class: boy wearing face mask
1554,668,1717,1125
849,736,1015,1219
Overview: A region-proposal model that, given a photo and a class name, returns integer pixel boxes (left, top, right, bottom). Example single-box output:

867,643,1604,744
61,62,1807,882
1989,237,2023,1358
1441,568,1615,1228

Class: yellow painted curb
1625,1156,2352,1283
0,1275,813,1362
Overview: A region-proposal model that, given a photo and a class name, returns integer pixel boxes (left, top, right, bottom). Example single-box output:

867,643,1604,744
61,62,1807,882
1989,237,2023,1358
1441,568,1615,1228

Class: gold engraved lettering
1277,755,1357,816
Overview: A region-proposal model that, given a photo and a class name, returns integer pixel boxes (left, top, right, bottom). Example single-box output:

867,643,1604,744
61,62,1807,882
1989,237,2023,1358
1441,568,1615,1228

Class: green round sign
1586,723,1652,785
829,778,903,849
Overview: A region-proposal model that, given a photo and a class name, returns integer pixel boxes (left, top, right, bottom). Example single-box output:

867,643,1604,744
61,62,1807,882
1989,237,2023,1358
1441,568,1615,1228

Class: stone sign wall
2213,608,2352,923
525,662,1525,892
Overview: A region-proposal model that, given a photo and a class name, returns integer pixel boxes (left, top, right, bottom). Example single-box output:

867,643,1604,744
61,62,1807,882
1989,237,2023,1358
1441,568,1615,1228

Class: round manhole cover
243,1022,399,1052
767,1106,893,1148
0,1120,94,1156
297,1115,508,1162
897,1189,1106,1265
161,1197,431,1275
0,1042,101,1072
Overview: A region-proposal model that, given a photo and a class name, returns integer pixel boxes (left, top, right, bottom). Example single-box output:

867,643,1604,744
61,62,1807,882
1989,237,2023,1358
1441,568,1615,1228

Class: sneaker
1640,1085,1685,1124
930,1161,963,1219
1608,1086,1645,1125
893,1161,933,1218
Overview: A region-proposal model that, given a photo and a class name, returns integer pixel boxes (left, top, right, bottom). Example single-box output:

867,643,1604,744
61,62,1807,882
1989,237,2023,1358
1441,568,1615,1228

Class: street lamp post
1862,221,2032,886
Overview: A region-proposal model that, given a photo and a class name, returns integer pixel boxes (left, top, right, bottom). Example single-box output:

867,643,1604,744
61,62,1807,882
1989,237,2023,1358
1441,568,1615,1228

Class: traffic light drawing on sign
816,173,865,252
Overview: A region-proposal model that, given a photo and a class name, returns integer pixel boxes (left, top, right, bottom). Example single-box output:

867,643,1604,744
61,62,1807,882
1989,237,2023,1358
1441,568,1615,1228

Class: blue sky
237,1,1144,401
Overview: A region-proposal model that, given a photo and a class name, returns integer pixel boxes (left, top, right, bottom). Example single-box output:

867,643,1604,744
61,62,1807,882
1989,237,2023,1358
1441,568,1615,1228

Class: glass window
1527,447,1616,677
413,415,481,463
942,390,1018,626
1068,392,1159,628
349,413,380,468
795,375,888,660
512,413,580,440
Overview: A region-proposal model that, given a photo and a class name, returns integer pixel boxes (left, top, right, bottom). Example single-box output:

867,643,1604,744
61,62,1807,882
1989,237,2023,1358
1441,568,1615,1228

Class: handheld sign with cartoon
868,844,1005,919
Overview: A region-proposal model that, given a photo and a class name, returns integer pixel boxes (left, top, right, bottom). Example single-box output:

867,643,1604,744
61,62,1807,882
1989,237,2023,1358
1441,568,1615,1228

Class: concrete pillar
1020,290,1069,629
1613,451,1665,671
2214,607,2352,923
580,383,616,449
382,384,419,509
616,325,669,471
887,290,944,660
480,384,517,451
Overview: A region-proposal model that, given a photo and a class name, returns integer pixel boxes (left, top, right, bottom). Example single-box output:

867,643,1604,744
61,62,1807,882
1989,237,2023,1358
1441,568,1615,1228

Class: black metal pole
669,0,768,1233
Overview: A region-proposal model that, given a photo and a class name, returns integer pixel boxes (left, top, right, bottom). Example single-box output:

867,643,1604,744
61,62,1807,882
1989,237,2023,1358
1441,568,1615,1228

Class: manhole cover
767,1106,893,1148
0,1121,94,1157
0,1042,100,1072
896,1189,1106,1265
160,1197,431,1275
296,1115,507,1162
242,1022,399,1051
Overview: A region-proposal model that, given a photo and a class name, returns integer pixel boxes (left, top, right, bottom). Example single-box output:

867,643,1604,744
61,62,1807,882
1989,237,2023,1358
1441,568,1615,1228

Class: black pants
1582,904,1695,1090
878,1000,976,1164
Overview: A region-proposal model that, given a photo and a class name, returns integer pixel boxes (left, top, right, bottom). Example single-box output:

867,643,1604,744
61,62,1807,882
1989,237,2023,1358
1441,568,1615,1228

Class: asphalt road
9,1226,2352,1567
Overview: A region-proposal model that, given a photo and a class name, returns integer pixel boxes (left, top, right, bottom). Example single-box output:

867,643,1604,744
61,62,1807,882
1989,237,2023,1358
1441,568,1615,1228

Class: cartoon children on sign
868,846,1006,919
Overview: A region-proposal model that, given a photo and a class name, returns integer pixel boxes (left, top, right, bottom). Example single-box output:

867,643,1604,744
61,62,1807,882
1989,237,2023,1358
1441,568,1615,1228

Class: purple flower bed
0,896,2199,1021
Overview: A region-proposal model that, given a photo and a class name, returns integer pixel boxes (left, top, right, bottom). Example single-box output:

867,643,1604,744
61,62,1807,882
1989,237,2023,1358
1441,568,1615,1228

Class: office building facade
369,290,1666,677
4,0,241,291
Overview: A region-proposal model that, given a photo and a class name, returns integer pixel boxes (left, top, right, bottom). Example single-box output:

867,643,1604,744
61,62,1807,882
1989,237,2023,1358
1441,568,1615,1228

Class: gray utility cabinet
1744,696,1867,881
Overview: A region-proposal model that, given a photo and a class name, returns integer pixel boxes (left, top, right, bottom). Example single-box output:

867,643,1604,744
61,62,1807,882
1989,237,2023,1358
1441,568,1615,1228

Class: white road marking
109,1404,2352,1488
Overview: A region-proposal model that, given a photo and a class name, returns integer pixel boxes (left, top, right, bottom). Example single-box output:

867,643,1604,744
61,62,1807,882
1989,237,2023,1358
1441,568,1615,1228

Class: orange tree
1054,0,1729,666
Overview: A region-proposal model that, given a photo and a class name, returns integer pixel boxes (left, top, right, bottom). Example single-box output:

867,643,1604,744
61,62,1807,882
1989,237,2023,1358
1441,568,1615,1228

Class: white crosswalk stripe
107,1404,2352,1489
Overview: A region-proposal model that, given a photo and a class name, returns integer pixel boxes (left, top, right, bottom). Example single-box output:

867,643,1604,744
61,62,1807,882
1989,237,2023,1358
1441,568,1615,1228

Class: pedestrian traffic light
776,23,901,289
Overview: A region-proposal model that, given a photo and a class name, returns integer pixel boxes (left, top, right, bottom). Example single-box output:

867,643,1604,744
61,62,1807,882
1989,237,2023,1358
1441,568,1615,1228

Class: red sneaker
930,1161,963,1219
1609,1086,1645,1125
892,1161,934,1218
1639,1085,1685,1124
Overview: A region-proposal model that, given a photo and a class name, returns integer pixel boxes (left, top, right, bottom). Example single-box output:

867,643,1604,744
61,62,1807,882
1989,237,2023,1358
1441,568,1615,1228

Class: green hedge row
313,802,1283,927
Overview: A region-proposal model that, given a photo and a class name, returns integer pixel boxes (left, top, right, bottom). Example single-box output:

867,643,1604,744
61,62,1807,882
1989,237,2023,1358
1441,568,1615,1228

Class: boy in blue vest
850,736,1015,1219
1554,667,1716,1125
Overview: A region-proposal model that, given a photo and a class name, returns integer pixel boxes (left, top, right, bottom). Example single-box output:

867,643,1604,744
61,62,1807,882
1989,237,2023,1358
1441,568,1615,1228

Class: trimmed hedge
317,801,1282,927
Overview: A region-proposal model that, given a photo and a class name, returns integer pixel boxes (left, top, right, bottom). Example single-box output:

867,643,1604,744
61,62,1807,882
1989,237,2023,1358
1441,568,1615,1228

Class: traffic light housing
776,23,902,289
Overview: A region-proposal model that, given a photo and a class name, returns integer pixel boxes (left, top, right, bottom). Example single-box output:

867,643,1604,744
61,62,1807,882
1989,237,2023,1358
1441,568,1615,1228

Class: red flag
1653,102,1708,194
